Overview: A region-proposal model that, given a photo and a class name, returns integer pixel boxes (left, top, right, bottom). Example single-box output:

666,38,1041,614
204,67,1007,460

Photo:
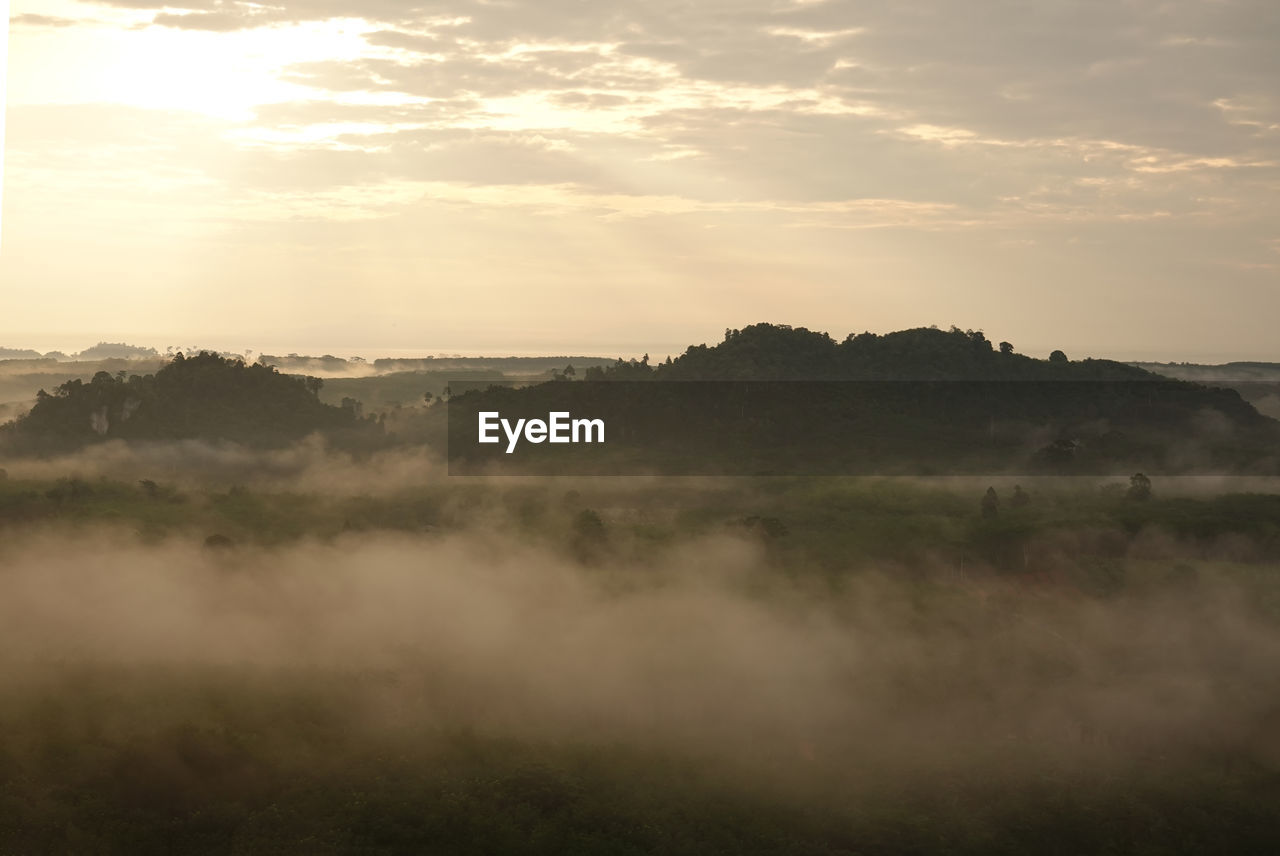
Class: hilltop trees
1,352,376,453
584,324,1148,382
74,342,160,360
447,322,1277,476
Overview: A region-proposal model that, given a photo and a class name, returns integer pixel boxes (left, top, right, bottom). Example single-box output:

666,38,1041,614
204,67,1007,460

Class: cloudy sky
2,0,1277,359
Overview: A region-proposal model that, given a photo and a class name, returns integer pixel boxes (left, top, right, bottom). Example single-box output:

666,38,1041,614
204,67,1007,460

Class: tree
1049,350,1069,364
204,533,235,550
981,486,999,518
1127,472,1152,502
1,351,375,453
999,341,1014,355
563,363,576,378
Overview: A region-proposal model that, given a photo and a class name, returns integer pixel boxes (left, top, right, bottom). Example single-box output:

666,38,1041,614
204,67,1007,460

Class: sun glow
8,10,376,119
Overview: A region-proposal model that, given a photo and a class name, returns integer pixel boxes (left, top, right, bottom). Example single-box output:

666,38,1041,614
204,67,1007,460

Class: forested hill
450,324,1279,475
589,324,1160,381
0,352,375,454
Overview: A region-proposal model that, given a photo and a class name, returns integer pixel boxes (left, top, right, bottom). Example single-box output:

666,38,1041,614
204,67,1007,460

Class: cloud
73,1,1278,161
247,98,481,128
10,0,1276,358
88,0,431,31
150,11,279,32
363,28,455,54
11,14,85,28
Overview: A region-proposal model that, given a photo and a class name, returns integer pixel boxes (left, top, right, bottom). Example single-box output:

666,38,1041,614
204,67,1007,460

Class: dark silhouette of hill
6,327,1276,473
451,324,1279,475
370,355,617,373
587,324,1157,381
0,352,376,454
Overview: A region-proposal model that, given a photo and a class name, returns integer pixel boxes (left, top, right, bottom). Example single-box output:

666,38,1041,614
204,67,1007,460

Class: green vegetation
2,472,1279,587
5,676,1278,855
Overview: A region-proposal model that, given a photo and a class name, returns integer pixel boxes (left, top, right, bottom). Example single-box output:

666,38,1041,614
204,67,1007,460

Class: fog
10,436,1280,500
3,525,1278,797
0,436,448,495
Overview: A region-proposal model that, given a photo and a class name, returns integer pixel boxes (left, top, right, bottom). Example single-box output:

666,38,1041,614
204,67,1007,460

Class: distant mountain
1134,361,1280,420
586,323,1155,381
0,347,44,360
7,327,1277,473
1133,361,1280,382
0,352,378,454
73,342,160,360
450,324,1280,475
256,353,618,376
258,354,356,373
371,356,617,373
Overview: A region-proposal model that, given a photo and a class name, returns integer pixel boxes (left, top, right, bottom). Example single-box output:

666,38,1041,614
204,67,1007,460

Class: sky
1,0,1277,360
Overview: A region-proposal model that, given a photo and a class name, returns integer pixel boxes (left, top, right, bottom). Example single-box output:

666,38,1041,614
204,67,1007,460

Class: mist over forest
7,0,1279,845
1,324,1279,853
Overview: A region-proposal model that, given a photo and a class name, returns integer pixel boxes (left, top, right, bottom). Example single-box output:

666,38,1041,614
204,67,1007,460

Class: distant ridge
584,323,1157,381
0,342,160,361
1132,361,1280,380
256,354,618,375
449,323,1280,475
0,347,44,360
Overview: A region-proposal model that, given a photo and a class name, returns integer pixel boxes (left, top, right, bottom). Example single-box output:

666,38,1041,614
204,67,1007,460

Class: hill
583,324,1154,381
0,352,377,454
450,324,1280,475
1133,361,1280,420
0,347,44,360
73,342,161,360
1132,361,1280,382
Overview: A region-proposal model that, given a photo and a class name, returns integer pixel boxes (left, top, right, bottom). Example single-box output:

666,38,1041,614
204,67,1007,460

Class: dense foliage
0,352,376,453
585,324,1161,381
452,324,1278,475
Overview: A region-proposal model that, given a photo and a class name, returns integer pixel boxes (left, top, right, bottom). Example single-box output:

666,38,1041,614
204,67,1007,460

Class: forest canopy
585,323,1161,381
